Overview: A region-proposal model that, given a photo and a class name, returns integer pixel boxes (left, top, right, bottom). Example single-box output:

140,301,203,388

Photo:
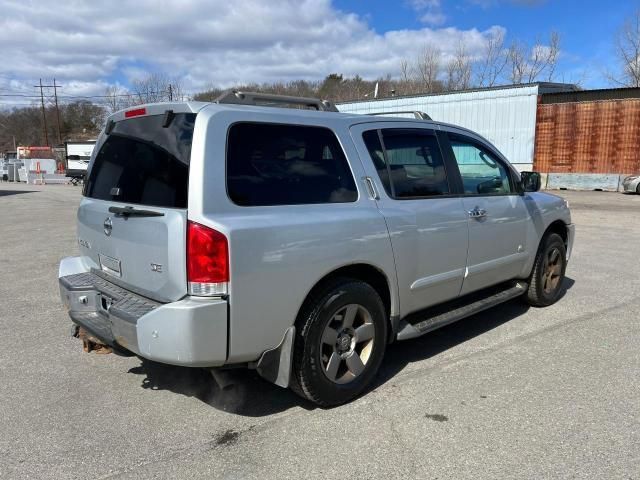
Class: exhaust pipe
209,369,236,390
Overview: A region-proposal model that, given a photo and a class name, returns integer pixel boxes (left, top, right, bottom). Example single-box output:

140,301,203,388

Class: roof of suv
106,88,484,141
108,100,444,128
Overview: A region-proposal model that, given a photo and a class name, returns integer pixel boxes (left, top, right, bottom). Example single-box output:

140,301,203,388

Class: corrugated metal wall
339,85,540,171
534,99,640,174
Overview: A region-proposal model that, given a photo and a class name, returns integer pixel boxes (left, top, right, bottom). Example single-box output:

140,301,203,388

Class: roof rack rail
368,110,432,120
214,90,339,112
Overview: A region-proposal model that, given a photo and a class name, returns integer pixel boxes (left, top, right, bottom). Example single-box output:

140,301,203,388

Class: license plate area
99,254,121,277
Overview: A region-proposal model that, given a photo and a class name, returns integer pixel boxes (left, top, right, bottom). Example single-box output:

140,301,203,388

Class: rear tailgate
79,110,196,302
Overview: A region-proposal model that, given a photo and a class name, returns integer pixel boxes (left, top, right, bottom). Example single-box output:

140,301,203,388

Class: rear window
226,122,358,206
84,113,196,208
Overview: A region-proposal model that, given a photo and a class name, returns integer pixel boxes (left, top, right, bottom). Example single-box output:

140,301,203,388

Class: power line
0,88,203,102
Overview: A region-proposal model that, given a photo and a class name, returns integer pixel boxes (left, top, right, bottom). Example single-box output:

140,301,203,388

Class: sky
0,0,637,108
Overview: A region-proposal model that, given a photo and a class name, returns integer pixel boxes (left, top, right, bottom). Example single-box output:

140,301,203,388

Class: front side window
363,129,449,198
448,134,513,195
227,123,358,206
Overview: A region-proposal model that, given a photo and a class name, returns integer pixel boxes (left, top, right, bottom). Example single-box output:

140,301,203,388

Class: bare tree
400,59,412,84
609,10,640,87
416,45,442,93
130,73,184,104
507,41,528,84
445,42,472,90
103,85,132,113
507,31,561,84
527,41,548,83
476,29,508,87
527,32,560,83
546,31,561,81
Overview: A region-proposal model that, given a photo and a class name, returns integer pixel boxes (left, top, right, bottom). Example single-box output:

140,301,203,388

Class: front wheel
291,278,388,407
524,233,567,307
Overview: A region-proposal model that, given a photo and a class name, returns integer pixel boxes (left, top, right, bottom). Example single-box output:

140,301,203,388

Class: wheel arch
544,219,569,247
297,263,398,339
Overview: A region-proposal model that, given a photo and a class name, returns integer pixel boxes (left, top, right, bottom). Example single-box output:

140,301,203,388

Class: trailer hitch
72,326,113,354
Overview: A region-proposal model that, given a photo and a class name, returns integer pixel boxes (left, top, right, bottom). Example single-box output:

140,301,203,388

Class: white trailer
65,141,96,183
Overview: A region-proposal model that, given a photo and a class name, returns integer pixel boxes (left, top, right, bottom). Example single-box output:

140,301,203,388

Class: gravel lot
1,183,639,479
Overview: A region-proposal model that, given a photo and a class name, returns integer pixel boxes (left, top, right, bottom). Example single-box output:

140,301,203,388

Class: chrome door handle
364,176,379,200
468,207,487,219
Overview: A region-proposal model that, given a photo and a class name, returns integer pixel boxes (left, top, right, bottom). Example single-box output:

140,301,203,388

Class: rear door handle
468,207,487,219
363,176,379,200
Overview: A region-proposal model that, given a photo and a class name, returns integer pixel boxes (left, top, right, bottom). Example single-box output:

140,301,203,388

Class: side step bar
396,281,528,341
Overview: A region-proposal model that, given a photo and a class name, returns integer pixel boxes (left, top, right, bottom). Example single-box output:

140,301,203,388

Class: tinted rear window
227,122,358,206
84,113,196,208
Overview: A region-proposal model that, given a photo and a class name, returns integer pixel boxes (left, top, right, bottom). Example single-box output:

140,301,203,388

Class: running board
396,281,528,341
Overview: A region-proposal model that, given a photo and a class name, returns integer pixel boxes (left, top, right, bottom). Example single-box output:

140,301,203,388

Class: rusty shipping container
534,96,640,175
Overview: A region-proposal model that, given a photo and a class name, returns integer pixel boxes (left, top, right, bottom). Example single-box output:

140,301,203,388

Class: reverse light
187,221,229,296
124,107,147,118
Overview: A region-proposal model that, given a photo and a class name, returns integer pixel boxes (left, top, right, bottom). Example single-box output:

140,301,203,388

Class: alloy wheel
320,304,375,385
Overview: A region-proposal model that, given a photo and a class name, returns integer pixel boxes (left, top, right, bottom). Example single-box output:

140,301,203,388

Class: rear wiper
108,206,165,218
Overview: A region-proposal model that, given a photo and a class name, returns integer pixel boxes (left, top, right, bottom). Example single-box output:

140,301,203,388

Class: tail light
187,221,229,296
124,107,146,118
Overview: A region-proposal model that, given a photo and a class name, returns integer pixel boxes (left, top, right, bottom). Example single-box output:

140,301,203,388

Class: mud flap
255,326,295,388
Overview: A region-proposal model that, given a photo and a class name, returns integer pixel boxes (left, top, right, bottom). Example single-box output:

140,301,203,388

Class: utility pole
36,79,49,146
53,78,62,144
168,84,173,101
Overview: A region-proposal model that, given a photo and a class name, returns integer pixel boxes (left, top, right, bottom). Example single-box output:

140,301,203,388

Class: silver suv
59,91,575,406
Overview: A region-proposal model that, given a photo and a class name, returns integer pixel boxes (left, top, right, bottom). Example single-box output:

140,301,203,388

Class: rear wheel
524,233,567,307
291,278,387,407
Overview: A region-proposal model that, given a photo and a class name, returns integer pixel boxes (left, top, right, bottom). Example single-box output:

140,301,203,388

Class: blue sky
0,0,637,106
336,0,639,87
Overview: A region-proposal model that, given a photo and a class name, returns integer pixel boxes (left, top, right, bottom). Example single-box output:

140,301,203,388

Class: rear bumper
59,261,228,367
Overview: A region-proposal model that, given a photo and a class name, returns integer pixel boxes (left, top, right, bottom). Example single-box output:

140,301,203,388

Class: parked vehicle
58,91,575,406
622,174,640,194
65,141,96,184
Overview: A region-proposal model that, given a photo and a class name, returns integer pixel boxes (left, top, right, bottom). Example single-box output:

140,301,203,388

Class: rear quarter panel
188,107,398,363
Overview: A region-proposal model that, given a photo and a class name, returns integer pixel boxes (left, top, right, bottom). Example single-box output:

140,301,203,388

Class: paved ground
1,183,639,479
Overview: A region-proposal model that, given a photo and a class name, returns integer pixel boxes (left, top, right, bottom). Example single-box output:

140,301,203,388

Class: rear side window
363,129,449,198
227,123,357,206
84,113,196,208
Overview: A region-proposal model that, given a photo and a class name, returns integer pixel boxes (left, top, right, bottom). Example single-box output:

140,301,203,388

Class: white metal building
338,82,576,172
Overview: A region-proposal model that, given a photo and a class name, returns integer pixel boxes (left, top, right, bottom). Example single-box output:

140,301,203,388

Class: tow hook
72,326,113,354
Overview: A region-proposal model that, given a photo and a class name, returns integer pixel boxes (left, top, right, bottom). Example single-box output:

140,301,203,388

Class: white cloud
0,0,504,99
469,0,546,7
407,0,447,26
420,12,447,26
408,0,441,8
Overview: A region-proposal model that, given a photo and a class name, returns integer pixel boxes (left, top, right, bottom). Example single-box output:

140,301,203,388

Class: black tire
290,278,388,407
636,183,640,194
524,232,567,307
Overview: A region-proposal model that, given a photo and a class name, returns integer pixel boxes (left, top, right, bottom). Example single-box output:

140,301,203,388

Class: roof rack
215,90,339,112
368,111,432,120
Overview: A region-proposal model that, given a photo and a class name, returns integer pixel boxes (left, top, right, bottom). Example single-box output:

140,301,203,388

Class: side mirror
520,171,541,192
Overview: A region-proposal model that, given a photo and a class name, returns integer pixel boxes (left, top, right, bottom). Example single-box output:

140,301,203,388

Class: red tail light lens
124,107,146,118
187,221,229,284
